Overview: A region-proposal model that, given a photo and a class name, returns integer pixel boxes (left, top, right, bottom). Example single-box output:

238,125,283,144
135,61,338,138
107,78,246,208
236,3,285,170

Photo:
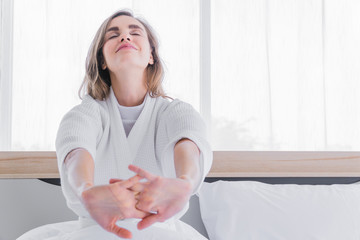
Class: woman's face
102,15,153,74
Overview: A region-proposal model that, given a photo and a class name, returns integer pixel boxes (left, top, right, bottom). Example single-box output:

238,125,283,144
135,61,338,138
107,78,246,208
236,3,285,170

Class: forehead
107,15,146,31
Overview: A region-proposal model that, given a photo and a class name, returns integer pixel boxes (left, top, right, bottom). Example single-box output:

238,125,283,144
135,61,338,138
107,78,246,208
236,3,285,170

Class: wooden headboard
1,151,360,178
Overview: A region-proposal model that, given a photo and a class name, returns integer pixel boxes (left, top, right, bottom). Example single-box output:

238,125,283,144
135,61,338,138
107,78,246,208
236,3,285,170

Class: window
1,0,359,151
211,0,360,150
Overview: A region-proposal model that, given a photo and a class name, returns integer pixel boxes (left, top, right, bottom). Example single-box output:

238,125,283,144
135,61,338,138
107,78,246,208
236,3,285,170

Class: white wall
0,179,207,239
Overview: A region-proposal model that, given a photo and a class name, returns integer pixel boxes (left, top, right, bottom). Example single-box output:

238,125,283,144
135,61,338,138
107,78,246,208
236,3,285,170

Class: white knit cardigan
55,87,213,219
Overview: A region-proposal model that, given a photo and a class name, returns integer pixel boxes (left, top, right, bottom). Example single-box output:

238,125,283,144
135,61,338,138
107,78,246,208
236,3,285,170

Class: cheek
141,42,152,58
102,42,115,61
102,45,110,61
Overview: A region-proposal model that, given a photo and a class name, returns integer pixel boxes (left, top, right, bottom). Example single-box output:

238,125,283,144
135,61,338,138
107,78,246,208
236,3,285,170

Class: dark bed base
39,177,360,186
204,177,360,185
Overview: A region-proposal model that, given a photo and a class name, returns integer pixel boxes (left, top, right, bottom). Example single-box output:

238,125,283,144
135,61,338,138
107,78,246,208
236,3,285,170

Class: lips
116,43,137,53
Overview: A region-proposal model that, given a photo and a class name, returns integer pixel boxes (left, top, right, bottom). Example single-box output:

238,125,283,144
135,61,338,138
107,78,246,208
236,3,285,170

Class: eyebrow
106,24,145,33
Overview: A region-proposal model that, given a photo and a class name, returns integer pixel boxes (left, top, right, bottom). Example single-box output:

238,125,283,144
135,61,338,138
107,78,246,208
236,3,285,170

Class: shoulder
161,98,199,119
156,97,203,126
80,94,107,112
62,95,108,124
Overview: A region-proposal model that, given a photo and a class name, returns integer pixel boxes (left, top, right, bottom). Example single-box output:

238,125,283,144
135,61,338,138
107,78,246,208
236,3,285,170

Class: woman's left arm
128,138,202,230
173,138,201,193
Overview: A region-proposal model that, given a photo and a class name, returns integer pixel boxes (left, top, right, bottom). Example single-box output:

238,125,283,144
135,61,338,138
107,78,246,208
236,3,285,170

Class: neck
110,69,147,106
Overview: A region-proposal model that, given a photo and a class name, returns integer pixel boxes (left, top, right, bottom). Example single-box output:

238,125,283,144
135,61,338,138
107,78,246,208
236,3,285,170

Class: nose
120,32,131,42
121,37,131,42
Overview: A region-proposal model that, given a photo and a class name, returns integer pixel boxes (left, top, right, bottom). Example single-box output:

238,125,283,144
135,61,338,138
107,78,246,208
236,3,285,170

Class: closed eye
109,34,119,39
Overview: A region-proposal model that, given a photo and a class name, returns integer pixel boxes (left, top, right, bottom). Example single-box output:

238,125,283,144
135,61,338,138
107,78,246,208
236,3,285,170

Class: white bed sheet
17,218,208,240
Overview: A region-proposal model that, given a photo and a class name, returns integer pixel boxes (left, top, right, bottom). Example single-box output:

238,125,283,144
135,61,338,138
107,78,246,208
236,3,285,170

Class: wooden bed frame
1,151,360,178
2,151,360,239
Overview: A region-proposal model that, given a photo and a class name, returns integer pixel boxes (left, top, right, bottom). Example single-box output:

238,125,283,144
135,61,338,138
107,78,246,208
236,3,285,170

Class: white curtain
10,0,199,150
7,0,360,151
211,0,360,150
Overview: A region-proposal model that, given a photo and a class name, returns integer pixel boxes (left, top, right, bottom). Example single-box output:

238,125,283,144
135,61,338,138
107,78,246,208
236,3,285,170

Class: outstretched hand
81,175,150,239
128,164,193,230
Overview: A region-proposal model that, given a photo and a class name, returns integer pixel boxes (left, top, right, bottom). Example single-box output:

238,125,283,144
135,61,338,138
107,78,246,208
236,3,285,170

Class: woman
18,9,212,240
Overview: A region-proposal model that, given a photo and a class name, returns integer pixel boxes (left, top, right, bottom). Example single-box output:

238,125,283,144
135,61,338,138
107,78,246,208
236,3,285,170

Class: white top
116,97,145,137
55,87,213,221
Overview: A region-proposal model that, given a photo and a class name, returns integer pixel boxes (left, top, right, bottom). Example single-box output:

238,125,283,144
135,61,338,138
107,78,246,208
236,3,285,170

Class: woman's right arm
64,148,94,199
64,148,150,239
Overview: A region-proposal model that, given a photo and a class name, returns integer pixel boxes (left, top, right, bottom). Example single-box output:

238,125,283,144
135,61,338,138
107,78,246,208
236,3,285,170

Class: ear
102,62,107,70
100,54,107,70
149,54,154,65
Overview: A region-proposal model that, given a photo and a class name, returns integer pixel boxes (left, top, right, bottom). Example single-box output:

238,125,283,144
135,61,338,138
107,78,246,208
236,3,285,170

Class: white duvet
17,218,207,240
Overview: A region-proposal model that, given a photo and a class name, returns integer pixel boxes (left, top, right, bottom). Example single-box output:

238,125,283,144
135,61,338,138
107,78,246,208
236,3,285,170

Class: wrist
77,182,93,200
178,175,195,194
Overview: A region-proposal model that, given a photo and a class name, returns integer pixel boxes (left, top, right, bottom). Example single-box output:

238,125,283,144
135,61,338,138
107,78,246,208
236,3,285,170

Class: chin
116,60,148,71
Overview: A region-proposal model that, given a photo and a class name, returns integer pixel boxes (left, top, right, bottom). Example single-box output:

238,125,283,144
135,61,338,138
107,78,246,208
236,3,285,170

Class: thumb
111,226,132,239
107,218,133,239
137,213,162,230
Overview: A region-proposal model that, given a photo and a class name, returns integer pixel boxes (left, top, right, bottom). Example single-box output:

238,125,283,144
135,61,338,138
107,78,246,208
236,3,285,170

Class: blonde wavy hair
79,9,168,100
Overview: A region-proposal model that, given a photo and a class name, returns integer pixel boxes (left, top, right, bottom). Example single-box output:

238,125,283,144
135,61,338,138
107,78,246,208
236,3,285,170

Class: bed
1,151,360,239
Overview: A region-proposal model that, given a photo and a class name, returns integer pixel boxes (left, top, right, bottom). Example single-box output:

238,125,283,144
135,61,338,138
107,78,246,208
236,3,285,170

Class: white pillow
198,181,360,240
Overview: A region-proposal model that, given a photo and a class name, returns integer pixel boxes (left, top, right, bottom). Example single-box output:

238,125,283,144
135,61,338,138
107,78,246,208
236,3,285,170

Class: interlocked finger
120,175,143,189
128,165,157,181
109,178,123,184
129,181,147,193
